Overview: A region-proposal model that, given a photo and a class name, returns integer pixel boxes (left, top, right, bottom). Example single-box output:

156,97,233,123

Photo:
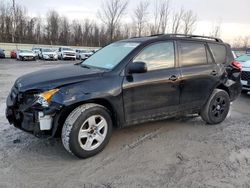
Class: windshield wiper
74,61,82,65
81,64,91,69
80,63,110,71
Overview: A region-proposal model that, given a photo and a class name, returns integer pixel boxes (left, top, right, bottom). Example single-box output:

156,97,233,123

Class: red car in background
10,50,17,59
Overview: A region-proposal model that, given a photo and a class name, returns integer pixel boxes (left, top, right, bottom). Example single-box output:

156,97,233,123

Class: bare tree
182,10,197,35
59,17,70,45
152,0,171,34
98,0,128,42
11,0,17,43
159,0,171,34
82,19,92,46
243,36,250,49
133,0,149,37
34,16,42,44
210,22,221,38
46,10,60,45
172,8,184,34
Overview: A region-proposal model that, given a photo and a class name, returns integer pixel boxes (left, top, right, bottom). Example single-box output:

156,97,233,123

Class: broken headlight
36,89,59,107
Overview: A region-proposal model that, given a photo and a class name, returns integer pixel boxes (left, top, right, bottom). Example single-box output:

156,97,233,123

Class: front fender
49,76,124,137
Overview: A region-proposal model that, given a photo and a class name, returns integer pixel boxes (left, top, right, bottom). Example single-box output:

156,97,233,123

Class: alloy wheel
78,115,108,151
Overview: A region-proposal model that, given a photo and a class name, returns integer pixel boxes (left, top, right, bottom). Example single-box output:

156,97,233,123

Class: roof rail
151,34,223,43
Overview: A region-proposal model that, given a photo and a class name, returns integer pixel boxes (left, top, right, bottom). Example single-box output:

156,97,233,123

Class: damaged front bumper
6,92,62,137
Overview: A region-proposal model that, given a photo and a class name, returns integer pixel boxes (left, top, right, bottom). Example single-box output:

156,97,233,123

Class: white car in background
32,47,41,58
39,48,58,60
58,47,76,60
236,54,250,93
75,49,94,60
17,50,36,61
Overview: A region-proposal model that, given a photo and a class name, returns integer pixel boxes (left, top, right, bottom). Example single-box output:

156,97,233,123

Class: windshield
20,50,32,53
79,50,88,53
43,49,53,52
63,48,74,51
236,55,250,62
82,42,140,70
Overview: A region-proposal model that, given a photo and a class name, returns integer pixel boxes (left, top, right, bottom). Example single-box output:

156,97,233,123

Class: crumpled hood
16,65,104,92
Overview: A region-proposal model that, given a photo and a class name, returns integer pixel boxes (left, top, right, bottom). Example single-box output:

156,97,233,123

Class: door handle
211,70,218,76
169,75,178,81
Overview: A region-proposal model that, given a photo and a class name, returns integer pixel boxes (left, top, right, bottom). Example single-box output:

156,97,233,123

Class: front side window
179,42,207,66
133,42,175,71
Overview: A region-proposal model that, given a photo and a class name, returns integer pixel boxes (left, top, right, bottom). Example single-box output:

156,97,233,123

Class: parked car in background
0,48,5,58
246,48,250,54
32,48,41,58
236,54,250,92
17,50,36,61
76,49,93,60
6,34,242,159
10,50,17,59
39,48,58,60
58,47,76,60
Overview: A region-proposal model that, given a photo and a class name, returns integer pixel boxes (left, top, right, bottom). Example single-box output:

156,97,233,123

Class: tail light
232,61,242,72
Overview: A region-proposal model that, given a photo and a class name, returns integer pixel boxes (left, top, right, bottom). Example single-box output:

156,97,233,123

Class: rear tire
61,103,113,159
200,89,230,125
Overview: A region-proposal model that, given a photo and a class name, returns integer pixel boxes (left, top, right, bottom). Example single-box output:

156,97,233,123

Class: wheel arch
216,84,230,97
52,98,118,137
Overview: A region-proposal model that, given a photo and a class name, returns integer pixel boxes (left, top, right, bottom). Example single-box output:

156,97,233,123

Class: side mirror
128,62,147,74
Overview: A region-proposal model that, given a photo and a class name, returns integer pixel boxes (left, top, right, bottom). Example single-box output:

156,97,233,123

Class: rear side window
179,42,207,66
208,43,226,64
133,42,175,71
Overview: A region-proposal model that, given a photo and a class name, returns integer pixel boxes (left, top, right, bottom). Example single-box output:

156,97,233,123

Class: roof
122,34,224,44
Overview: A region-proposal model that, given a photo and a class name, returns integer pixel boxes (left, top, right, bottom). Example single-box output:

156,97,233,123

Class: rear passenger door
178,41,219,110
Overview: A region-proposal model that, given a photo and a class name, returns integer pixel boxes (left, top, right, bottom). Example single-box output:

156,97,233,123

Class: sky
3,0,250,42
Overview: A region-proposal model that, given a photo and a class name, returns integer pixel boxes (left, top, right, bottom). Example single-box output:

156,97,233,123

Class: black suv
6,34,242,158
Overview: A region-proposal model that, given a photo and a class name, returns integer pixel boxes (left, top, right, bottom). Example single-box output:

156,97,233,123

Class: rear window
179,42,207,66
208,43,226,64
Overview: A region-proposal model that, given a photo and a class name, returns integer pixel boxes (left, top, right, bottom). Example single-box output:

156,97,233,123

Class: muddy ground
0,59,250,188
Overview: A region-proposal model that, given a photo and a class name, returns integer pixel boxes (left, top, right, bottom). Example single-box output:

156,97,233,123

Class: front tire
61,104,113,159
200,89,230,125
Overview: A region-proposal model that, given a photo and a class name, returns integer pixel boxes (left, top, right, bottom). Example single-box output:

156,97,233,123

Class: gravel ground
0,59,250,188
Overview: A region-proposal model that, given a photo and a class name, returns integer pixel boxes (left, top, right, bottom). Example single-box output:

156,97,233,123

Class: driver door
122,41,181,124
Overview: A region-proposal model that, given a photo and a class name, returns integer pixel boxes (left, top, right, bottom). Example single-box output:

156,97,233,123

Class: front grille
241,71,250,81
65,53,75,56
49,54,54,58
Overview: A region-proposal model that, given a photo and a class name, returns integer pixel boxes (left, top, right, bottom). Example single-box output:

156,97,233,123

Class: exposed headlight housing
36,89,59,107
